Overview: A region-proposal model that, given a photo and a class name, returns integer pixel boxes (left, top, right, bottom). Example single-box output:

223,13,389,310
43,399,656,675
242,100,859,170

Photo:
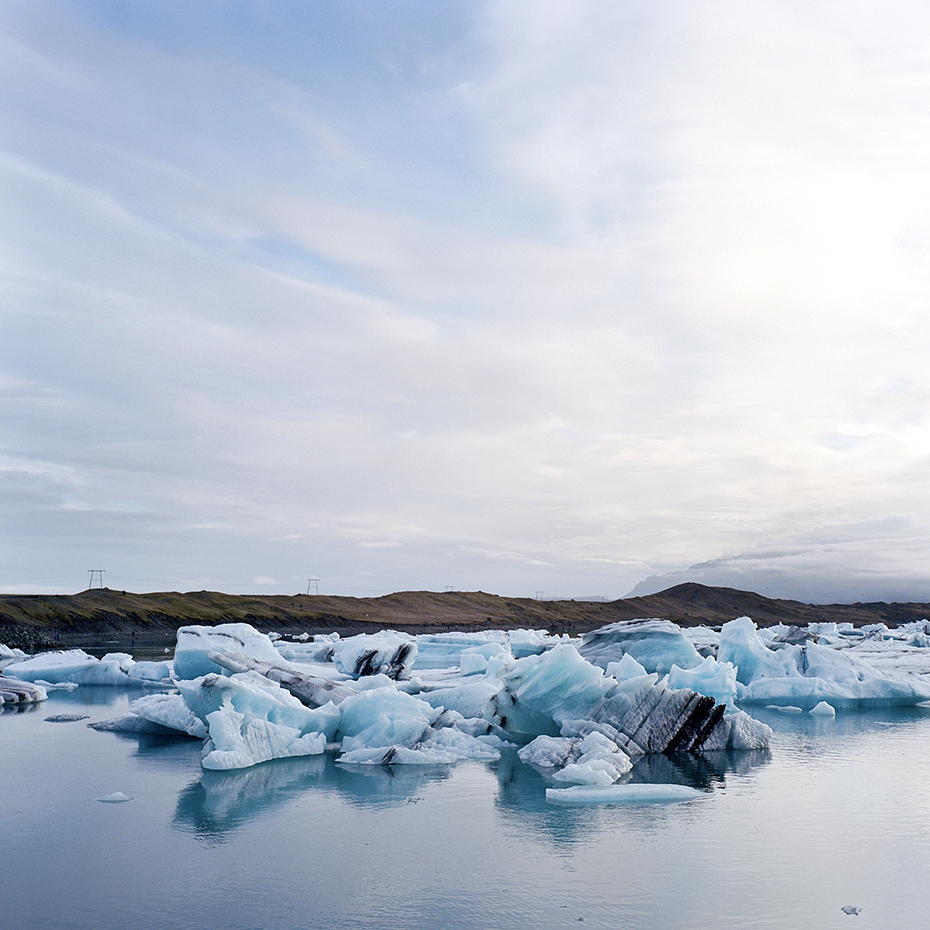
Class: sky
3,1,930,603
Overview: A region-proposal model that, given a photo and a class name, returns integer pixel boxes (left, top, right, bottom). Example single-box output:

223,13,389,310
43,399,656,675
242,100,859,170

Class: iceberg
410,629,553,670
667,656,738,710
331,631,417,679
88,620,776,778
491,643,771,754
92,692,209,738
810,701,836,717
718,616,930,708
519,731,632,786
0,676,48,704
579,619,702,675
336,686,507,765
177,671,341,770
174,623,285,680
2,649,165,686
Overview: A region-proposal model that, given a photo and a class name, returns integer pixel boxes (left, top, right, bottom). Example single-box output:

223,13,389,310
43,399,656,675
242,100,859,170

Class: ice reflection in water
3,688,930,930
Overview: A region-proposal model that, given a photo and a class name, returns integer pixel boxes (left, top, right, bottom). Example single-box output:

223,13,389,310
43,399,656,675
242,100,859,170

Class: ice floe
1,649,170,687
545,783,705,805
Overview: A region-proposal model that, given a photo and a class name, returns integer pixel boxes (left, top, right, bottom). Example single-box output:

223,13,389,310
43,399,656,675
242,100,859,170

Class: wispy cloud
3,1,930,600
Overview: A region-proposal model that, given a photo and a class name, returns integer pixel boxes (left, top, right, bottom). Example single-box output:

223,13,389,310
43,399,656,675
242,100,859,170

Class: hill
2,582,930,650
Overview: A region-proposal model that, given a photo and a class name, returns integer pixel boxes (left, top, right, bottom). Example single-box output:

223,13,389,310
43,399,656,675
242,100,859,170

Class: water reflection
628,747,771,787
1,701,44,715
491,746,772,848
173,753,458,843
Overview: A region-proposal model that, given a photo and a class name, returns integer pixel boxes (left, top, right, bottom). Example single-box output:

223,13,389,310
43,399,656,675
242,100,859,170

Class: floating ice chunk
423,723,508,761
2,649,151,686
92,689,207,736
1,643,27,659
579,619,701,675
519,734,578,769
721,617,930,708
667,656,738,710
332,684,506,765
202,702,328,770
97,792,133,803
494,644,613,739
130,692,209,737
91,713,189,735
493,642,771,754
545,784,704,805
0,676,47,704
765,705,804,713
337,687,440,755
402,629,557,671
174,624,284,680
100,652,134,672
178,671,340,770
332,632,417,680
810,701,836,717
520,731,632,786
274,634,339,664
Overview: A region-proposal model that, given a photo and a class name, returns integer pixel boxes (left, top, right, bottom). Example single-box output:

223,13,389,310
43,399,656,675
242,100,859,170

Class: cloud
3,1,930,600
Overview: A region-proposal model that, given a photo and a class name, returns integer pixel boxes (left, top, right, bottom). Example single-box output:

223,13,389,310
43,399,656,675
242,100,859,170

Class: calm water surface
3,686,929,930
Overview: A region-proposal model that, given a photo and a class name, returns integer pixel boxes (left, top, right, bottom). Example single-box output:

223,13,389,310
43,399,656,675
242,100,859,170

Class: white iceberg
810,701,836,717
579,619,702,675
492,642,771,754
336,686,506,765
173,623,284,680
177,671,341,771
2,649,164,686
331,631,417,680
102,620,774,774
520,731,632,786
719,616,930,708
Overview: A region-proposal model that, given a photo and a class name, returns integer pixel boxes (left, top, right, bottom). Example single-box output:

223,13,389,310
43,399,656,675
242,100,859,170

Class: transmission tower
88,569,106,589
306,578,319,595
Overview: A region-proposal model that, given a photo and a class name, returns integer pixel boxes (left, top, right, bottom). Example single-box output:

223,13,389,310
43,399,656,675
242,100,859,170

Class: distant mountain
1,583,929,650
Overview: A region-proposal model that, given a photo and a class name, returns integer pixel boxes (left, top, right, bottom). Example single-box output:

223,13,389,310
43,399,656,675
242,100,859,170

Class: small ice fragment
841,905,861,915
44,714,89,722
765,705,804,713
546,784,704,805
97,792,133,803
810,701,836,717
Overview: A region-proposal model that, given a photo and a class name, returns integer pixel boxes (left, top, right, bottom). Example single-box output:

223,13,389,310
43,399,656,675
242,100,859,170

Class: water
3,688,930,930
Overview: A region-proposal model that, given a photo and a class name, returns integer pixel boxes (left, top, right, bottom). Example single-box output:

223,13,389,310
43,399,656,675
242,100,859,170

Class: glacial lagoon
4,620,930,929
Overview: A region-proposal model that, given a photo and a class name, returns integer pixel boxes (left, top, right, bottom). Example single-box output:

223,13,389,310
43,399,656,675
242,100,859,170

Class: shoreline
3,583,930,653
